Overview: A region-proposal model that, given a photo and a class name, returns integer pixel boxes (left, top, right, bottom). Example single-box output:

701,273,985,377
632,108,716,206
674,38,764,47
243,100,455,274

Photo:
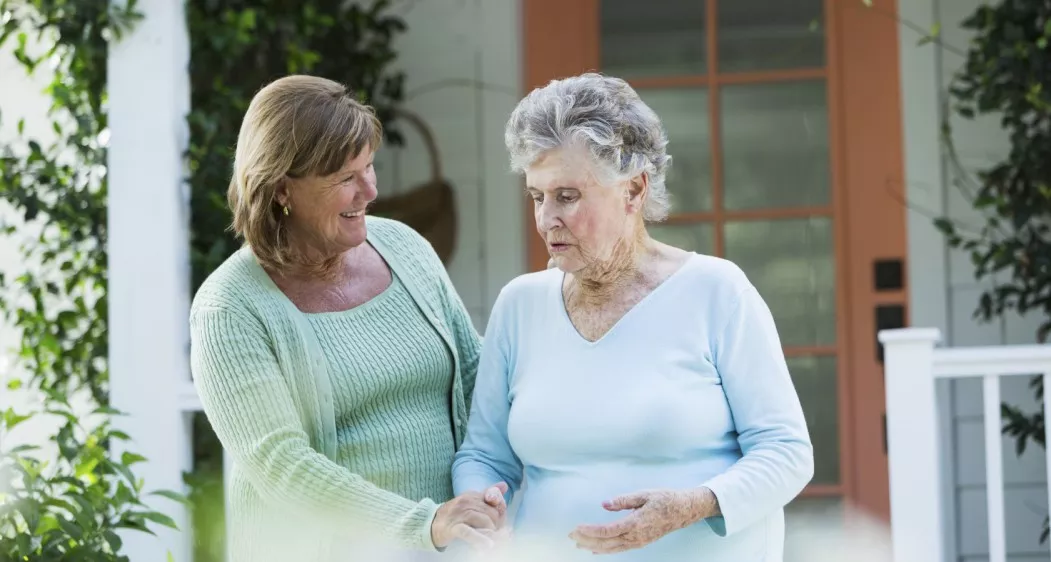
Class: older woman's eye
558,194,578,203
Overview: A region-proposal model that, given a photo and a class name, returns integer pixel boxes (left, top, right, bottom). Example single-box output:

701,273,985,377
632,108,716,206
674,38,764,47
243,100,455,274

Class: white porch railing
879,327,1051,562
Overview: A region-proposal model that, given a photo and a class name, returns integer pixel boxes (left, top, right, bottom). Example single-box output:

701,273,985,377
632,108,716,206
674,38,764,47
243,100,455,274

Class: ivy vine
0,1,183,559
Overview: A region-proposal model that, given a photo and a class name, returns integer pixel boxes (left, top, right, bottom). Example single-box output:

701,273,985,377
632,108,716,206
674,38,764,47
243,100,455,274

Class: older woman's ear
627,173,649,212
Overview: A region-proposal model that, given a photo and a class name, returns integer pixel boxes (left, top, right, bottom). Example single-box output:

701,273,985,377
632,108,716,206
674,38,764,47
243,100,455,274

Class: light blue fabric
452,253,814,561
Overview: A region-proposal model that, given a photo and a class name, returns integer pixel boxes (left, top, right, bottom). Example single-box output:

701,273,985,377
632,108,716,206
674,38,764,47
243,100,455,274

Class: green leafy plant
932,4,1051,451
0,0,140,405
0,0,187,558
0,396,182,561
922,0,1051,543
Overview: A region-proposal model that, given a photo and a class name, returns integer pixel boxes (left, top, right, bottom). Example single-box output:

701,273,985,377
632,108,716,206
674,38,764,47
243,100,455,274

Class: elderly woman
189,75,505,562
451,72,814,561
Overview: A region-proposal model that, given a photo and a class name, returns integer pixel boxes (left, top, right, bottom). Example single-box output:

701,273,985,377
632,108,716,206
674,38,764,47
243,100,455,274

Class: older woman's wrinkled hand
431,482,510,550
569,487,719,555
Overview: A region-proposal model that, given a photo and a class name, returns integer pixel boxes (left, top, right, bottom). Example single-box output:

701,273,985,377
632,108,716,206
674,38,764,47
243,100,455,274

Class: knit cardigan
189,217,481,561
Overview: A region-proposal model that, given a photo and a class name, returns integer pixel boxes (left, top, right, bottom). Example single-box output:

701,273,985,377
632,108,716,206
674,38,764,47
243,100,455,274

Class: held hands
431,482,511,550
569,487,720,555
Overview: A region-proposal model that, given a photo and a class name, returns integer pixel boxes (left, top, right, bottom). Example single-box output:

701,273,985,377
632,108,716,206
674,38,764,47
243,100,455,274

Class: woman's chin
549,255,582,273
335,221,368,249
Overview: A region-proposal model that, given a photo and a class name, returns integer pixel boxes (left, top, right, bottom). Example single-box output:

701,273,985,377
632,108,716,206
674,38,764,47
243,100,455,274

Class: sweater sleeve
700,285,815,537
450,292,523,501
189,304,441,550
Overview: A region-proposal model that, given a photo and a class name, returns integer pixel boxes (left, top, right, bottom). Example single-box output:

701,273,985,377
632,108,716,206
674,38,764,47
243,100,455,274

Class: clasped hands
430,482,511,550
431,485,719,555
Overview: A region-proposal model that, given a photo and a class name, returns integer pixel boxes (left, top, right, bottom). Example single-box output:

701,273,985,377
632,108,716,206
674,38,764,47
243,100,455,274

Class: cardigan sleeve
700,285,814,537
189,304,441,550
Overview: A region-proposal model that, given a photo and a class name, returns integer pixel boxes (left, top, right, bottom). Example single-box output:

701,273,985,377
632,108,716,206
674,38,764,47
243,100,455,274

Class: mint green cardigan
189,217,481,560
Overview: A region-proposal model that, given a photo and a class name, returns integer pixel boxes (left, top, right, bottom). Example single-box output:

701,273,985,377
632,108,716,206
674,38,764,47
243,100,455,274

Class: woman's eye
558,194,577,203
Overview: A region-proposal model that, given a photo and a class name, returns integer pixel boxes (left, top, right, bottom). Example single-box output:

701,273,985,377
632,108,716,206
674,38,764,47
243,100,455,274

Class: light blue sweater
452,253,814,561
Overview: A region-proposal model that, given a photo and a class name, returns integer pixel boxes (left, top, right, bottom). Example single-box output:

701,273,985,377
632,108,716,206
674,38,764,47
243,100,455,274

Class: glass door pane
723,217,836,347
721,80,830,210
600,0,707,77
717,0,826,72
638,88,712,213
785,356,839,485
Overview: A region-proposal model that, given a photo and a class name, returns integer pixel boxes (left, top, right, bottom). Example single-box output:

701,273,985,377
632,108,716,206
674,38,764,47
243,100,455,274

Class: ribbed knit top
189,217,482,561
306,274,456,502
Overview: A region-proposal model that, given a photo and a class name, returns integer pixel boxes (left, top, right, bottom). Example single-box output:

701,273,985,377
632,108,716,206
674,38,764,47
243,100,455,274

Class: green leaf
149,489,189,505
69,494,96,530
105,529,124,551
56,515,82,538
3,408,32,431
121,451,147,466
140,510,179,530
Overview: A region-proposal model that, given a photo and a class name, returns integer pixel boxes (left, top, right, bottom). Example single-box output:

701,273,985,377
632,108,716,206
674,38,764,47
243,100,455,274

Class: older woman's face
526,147,640,273
282,146,378,255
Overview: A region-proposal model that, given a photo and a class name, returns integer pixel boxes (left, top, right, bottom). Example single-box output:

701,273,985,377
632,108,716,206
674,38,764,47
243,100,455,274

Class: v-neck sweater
452,253,814,561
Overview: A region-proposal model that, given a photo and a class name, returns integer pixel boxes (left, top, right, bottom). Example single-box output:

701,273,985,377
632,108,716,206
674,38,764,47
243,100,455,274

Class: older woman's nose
536,200,561,231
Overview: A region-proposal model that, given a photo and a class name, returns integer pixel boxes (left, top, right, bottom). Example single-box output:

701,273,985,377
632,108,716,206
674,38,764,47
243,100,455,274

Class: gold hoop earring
282,206,290,216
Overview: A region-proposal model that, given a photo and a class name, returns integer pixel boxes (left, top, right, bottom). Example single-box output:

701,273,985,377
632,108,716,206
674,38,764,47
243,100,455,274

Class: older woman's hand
431,482,510,550
569,487,719,555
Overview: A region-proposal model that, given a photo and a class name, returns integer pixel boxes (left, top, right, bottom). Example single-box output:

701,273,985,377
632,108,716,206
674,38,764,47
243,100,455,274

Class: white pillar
878,327,944,562
107,0,192,560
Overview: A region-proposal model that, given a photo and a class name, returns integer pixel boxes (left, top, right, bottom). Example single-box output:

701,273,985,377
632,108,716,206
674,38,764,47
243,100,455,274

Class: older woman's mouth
548,243,571,252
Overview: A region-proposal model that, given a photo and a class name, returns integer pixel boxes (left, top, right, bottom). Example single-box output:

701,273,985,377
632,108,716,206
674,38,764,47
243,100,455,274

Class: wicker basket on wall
370,108,458,264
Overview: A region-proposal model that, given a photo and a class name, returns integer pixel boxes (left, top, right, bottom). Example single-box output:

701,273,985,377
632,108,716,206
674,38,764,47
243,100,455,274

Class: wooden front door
522,0,908,528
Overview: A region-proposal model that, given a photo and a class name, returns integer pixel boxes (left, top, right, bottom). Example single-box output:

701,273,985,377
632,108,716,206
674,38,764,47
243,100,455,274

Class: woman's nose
536,200,560,231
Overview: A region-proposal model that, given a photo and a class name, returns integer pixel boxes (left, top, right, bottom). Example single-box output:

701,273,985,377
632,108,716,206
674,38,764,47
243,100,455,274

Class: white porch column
878,328,944,562
107,0,192,560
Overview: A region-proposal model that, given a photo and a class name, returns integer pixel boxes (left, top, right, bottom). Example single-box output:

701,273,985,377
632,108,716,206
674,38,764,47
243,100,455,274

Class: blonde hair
227,74,383,274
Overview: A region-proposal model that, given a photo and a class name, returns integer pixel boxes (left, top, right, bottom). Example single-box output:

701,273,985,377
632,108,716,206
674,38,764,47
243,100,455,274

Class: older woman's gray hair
504,72,673,222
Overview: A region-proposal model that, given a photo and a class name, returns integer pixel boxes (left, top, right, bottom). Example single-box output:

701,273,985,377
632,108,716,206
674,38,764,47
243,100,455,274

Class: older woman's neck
571,228,651,306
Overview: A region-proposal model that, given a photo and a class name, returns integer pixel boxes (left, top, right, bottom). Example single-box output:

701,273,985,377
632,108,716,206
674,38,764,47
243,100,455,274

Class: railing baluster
983,374,1006,562
1043,373,1051,562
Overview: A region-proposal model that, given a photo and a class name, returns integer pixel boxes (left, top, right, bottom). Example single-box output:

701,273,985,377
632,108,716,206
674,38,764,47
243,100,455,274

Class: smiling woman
188,75,507,562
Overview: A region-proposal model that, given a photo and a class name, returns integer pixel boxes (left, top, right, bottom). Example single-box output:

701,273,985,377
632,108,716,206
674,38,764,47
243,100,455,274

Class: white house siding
373,0,525,330
898,0,1049,560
